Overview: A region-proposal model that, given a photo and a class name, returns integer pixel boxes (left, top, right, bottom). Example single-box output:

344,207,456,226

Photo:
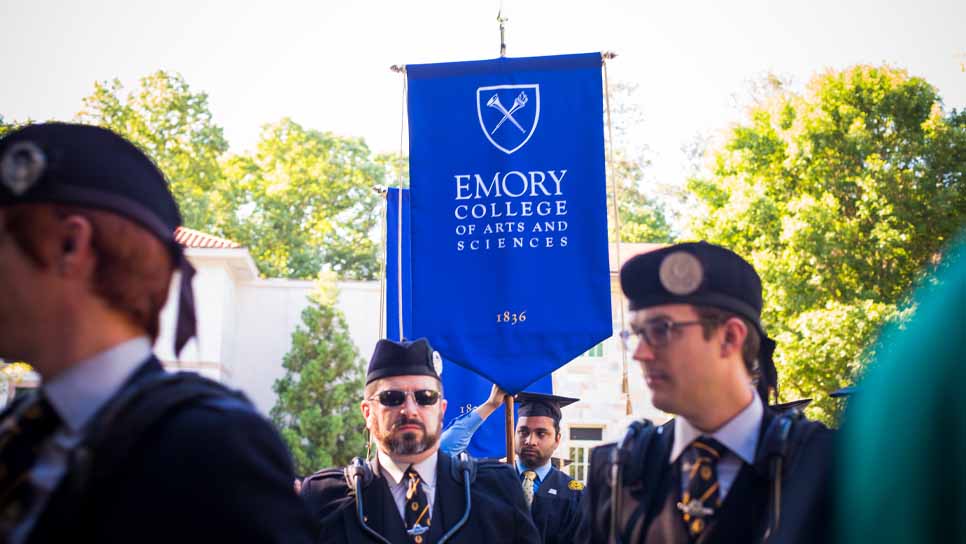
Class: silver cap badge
1,141,46,196
659,251,704,295
432,350,443,376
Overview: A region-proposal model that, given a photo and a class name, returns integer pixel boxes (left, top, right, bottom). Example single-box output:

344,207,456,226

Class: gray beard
380,425,440,456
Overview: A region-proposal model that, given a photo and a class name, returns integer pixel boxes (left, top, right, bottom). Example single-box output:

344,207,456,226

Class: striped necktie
677,436,727,540
404,466,431,543
0,392,61,531
521,470,537,508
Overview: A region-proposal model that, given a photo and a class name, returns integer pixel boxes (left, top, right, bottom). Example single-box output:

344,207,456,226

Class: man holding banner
579,243,836,543
300,338,540,544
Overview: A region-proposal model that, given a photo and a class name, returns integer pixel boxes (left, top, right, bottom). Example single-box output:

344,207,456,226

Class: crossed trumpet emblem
486,91,529,135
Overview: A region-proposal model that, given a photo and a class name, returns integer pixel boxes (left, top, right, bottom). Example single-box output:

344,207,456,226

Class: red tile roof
174,227,242,249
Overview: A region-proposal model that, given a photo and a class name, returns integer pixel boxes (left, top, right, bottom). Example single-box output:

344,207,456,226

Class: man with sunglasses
300,338,541,543
578,242,835,543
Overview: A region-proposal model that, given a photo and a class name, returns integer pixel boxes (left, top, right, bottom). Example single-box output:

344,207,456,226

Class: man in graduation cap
300,338,540,543
579,242,835,544
0,123,317,542
514,392,585,544
439,389,586,544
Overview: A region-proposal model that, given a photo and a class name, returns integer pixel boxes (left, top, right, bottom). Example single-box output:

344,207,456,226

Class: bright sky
2,0,963,190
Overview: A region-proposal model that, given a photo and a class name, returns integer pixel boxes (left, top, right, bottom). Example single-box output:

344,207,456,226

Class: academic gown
302,452,540,544
529,466,585,544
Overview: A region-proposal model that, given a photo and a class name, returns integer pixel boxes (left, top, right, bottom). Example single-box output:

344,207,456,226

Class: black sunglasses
371,389,441,407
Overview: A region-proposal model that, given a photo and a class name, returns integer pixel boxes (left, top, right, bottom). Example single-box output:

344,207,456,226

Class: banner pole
390,64,408,340
601,51,632,416
505,395,515,465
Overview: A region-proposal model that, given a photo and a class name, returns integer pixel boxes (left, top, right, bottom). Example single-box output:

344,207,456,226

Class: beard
517,445,550,468
377,415,441,456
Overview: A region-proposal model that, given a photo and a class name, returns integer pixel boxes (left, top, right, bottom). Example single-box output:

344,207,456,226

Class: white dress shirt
376,448,438,523
12,337,152,544
670,391,763,499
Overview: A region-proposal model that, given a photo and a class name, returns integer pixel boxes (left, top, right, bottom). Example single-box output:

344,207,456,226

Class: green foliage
606,81,674,243
271,278,367,474
75,72,387,280
76,71,229,230
0,115,13,138
217,119,385,279
688,65,966,424
609,150,674,243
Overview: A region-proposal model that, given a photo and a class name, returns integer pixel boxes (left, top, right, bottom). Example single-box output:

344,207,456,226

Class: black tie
678,436,727,540
0,392,62,530
404,466,431,543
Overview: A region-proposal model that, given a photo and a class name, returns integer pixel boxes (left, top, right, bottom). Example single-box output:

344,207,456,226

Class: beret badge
658,251,704,295
1,141,46,196
432,350,443,376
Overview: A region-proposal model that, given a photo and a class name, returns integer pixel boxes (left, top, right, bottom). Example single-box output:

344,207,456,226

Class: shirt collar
517,459,553,482
377,448,439,489
42,337,152,432
670,391,763,465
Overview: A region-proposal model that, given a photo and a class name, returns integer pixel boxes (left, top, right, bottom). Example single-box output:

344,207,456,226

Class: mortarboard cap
366,338,442,385
0,123,197,355
515,392,579,423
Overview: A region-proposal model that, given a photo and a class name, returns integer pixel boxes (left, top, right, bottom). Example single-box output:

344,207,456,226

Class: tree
218,118,385,279
0,115,13,138
688,65,966,423
271,277,367,474
76,71,229,230
605,82,674,243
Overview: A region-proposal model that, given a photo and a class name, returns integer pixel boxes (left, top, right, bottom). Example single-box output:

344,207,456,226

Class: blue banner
385,187,550,458
406,53,612,393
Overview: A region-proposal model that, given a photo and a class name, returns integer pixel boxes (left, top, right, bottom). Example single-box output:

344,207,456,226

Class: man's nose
399,393,420,414
633,337,656,362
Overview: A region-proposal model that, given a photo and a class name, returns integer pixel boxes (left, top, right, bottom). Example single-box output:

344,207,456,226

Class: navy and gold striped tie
678,436,727,540
404,466,431,543
0,392,61,530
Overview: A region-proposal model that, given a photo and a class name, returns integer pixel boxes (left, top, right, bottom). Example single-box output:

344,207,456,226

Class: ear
719,317,748,358
58,214,95,277
360,399,371,420
439,398,448,419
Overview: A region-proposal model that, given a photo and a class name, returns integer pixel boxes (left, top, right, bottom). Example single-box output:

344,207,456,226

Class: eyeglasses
620,318,716,351
370,389,441,407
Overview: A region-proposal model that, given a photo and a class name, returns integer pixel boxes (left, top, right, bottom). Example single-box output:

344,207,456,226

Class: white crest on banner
476,84,541,154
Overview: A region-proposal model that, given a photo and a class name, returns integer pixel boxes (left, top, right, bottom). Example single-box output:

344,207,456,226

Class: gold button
691,518,705,534
411,502,420,511
415,536,423,544
700,466,712,480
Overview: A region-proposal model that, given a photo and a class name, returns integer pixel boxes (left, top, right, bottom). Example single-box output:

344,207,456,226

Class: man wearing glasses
579,242,835,543
300,338,540,543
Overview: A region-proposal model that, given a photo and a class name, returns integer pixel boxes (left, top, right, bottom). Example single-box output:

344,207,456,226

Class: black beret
0,123,182,247
620,241,764,333
0,123,197,354
366,338,441,385
621,241,779,399
515,392,579,423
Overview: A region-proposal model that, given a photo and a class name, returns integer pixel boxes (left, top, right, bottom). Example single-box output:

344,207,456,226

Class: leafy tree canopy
688,65,966,423
77,71,229,230
218,119,384,279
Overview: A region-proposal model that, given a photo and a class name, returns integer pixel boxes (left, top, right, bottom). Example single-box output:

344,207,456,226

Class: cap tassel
175,258,198,356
